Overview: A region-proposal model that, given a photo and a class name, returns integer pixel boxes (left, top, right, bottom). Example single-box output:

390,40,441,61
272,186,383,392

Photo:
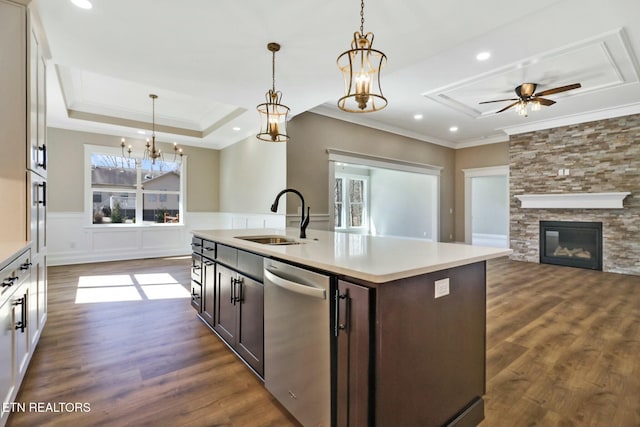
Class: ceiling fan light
530,100,541,111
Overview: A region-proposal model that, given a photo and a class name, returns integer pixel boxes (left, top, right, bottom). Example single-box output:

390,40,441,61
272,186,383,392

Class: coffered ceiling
34,0,640,150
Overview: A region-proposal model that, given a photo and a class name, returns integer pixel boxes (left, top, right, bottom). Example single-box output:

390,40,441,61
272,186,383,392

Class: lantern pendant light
337,0,387,113
257,42,290,142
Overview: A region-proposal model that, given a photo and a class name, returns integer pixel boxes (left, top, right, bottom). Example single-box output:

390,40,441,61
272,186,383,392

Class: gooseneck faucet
270,188,310,239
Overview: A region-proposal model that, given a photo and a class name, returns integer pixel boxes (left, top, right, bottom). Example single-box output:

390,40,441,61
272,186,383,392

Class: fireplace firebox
539,221,603,270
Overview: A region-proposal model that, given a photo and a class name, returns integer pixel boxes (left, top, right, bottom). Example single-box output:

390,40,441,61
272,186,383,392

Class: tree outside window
89,150,182,225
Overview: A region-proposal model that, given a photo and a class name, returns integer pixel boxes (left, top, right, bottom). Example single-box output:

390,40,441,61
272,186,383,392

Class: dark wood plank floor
7,256,640,426
7,256,299,427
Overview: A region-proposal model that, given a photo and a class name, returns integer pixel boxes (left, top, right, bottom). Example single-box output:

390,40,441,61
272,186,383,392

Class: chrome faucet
270,188,310,239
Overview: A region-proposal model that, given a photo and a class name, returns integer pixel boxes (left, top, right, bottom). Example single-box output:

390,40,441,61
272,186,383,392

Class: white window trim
84,144,187,227
334,172,370,232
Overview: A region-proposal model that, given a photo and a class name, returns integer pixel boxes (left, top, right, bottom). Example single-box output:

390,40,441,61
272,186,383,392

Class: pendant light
337,0,387,113
257,42,290,142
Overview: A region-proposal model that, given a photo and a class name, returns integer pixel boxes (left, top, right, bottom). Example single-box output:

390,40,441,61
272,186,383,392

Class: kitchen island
191,228,511,427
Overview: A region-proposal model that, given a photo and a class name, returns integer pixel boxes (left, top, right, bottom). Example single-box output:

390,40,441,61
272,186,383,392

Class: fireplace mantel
515,192,631,209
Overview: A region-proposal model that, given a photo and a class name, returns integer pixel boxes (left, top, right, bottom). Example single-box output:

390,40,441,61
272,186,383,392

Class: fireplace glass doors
539,221,603,270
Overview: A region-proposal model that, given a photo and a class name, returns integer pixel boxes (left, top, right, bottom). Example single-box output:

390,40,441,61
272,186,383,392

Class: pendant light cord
272,50,276,92
152,96,155,137
360,0,365,35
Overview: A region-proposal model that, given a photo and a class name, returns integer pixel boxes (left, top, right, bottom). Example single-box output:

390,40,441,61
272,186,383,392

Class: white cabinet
0,0,27,242
0,0,48,425
0,297,14,422
0,248,32,427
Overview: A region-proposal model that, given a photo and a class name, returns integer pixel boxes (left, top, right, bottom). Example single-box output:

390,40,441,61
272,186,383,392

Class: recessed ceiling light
137,130,146,135
449,126,458,132
413,114,423,120
70,0,93,10
232,127,241,131
476,51,491,61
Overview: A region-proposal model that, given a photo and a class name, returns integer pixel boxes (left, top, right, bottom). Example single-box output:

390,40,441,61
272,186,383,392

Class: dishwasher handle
264,268,326,300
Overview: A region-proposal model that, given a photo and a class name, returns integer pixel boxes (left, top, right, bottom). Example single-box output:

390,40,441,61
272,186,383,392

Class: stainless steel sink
235,235,302,245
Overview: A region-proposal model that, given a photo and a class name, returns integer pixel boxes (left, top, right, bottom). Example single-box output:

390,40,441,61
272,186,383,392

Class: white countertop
193,228,512,283
0,241,30,271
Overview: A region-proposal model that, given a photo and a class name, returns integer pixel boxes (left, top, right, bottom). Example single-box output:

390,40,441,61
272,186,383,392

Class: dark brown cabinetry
336,280,371,427
214,264,264,377
341,261,487,427
190,239,264,378
201,258,215,326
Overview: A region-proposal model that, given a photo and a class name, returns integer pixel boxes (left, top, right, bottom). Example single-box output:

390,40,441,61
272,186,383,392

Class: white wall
369,168,438,240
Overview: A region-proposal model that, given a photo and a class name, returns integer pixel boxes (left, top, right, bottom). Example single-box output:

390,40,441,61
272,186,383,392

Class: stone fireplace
509,114,640,276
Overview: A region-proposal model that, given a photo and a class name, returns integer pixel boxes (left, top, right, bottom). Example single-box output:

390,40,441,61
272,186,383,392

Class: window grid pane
89,150,183,226
92,191,137,224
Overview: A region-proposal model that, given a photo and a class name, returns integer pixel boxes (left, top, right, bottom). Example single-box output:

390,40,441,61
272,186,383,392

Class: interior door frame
462,165,509,245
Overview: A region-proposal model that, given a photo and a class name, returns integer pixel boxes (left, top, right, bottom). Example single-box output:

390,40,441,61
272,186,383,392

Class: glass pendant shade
257,89,290,142
338,32,387,113
256,42,290,142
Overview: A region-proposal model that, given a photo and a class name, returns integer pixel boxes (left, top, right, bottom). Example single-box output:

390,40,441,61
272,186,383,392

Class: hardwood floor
6,256,640,426
7,256,299,427
481,257,640,427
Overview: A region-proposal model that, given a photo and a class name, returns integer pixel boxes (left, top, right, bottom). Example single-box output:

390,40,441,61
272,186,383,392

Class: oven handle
264,268,326,300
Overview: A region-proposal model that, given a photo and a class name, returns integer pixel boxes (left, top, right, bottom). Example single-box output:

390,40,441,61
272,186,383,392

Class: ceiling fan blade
535,97,556,106
534,83,581,97
479,98,519,104
496,101,520,113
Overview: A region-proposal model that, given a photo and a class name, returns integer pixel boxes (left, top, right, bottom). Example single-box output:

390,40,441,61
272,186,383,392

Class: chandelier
256,42,290,142
337,0,387,113
121,94,183,165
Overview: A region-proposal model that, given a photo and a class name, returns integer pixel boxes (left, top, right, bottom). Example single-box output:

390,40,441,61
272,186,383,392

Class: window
334,173,368,231
87,146,184,225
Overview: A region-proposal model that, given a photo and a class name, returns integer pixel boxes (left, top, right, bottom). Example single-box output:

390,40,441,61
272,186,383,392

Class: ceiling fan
479,82,582,116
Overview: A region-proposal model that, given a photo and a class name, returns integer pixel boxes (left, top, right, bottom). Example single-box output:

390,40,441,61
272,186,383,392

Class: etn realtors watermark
3,401,91,413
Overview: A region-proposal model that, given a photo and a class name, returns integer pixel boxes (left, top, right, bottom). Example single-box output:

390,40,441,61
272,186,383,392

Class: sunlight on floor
75,272,190,304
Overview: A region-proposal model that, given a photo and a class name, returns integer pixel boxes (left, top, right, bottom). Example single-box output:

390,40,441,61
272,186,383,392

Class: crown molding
500,102,640,135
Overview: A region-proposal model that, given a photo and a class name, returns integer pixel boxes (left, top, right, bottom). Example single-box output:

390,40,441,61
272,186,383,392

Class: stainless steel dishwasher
263,258,332,427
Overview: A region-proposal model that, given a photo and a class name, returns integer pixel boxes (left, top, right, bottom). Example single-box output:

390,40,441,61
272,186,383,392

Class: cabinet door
336,280,371,427
201,258,215,326
0,297,15,422
190,281,202,312
235,274,264,377
214,264,237,345
37,255,46,329
0,0,27,242
12,288,29,381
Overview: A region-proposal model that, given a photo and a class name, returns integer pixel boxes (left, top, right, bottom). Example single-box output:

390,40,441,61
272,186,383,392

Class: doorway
463,166,509,248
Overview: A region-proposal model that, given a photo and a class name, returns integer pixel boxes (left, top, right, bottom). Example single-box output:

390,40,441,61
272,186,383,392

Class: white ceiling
35,0,640,150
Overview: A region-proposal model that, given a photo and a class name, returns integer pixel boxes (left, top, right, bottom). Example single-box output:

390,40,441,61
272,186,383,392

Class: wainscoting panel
47,211,285,266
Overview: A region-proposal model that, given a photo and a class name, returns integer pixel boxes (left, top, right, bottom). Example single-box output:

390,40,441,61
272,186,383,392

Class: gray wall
47,127,219,213
219,134,286,213
287,112,456,241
